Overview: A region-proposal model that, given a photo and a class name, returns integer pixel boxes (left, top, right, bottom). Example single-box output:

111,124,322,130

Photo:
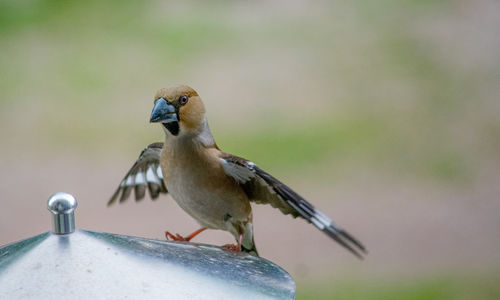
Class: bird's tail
242,235,259,256
241,223,259,256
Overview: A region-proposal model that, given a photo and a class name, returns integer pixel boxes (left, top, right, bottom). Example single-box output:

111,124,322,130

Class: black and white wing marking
221,154,366,259
108,142,168,206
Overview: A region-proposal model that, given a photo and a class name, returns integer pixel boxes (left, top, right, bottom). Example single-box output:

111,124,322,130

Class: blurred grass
0,0,491,184
217,114,472,182
297,272,500,300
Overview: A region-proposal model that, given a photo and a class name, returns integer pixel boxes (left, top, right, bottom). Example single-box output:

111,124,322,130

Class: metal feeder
0,192,296,299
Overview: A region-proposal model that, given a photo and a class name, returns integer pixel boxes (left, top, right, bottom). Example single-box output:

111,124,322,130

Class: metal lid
0,193,296,299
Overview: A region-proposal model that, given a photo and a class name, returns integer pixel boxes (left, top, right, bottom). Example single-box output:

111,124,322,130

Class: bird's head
150,85,206,137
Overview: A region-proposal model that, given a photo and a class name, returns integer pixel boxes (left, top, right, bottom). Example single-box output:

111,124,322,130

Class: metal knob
47,192,77,234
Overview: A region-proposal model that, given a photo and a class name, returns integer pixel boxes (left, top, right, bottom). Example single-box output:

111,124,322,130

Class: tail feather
241,235,259,256
241,222,259,256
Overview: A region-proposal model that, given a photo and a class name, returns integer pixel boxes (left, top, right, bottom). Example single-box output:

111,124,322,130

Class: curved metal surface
47,192,77,234
0,230,296,299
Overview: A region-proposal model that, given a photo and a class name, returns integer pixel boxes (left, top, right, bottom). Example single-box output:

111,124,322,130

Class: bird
108,85,366,258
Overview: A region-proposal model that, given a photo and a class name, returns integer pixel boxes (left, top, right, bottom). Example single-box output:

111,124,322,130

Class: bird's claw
221,243,241,252
165,231,188,242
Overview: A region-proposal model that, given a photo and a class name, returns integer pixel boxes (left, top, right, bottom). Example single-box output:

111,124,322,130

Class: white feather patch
134,172,146,185
146,166,160,184
311,217,326,230
313,210,332,227
156,165,163,179
124,175,133,186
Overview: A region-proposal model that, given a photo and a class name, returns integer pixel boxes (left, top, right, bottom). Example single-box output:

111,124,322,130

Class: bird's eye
179,95,189,105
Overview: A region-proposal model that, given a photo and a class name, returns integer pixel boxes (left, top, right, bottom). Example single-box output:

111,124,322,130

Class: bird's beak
150,98,178,123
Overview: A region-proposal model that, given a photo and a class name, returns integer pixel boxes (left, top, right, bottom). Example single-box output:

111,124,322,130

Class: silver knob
47,192,78,234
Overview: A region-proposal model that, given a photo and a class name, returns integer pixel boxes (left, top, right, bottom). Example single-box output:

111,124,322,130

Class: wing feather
221,154,366,258
108,142,168,206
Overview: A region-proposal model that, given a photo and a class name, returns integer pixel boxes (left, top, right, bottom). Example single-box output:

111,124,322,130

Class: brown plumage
109,85,366,258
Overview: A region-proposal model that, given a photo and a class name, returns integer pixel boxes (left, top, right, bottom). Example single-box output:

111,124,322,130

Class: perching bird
108,85,366,258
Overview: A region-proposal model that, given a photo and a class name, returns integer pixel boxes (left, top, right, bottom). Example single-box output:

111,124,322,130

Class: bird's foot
165,228,207,242
221,244,241,252
165,231,189,241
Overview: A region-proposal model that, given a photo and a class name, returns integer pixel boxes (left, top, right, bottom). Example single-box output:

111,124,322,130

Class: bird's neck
164,117,218,153
196,118,217,148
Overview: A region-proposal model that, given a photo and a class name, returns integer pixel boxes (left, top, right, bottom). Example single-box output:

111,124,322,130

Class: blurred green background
1,0,499,299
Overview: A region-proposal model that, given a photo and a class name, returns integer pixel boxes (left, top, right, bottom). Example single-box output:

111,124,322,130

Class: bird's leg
165,228,206,242
222,234,242,252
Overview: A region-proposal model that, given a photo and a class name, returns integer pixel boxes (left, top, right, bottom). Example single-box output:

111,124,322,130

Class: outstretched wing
108,142,168,206
220,154,366,259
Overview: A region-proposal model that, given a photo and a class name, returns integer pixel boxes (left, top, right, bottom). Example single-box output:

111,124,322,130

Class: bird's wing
108,142,168,206
220,154,366,258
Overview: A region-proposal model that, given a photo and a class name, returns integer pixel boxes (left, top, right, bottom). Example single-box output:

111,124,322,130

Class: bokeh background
1,0,499,299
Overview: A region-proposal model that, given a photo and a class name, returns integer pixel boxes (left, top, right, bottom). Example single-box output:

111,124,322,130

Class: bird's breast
161,149,251,230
